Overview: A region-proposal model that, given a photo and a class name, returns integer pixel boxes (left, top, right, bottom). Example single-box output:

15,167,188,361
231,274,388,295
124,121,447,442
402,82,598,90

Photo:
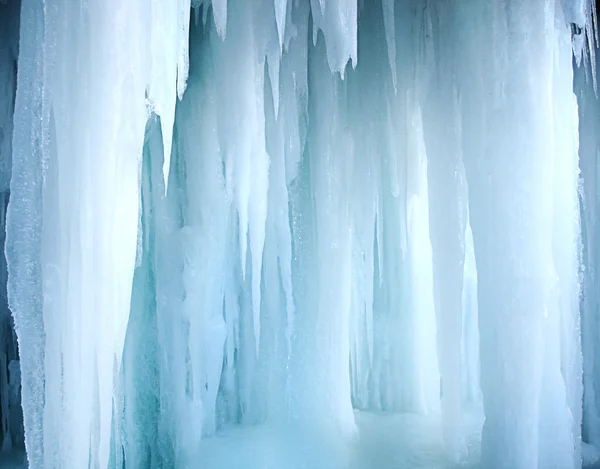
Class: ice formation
0,0,599,468
0,0,23,456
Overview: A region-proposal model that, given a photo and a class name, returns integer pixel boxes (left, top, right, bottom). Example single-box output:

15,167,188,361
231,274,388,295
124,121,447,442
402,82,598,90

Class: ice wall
576,9,600,455
2,0,594,468
0,0,22,453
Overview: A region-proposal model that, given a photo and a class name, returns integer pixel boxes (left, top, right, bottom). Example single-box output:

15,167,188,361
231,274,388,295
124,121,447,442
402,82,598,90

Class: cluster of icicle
2,0,598,468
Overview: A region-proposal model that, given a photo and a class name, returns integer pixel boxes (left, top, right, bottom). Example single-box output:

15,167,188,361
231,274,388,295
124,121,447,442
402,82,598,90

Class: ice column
575,19,600,451
344,0,439,417
7,0,162,467
419,2,468,460
455,1,582,467
286,27,356,437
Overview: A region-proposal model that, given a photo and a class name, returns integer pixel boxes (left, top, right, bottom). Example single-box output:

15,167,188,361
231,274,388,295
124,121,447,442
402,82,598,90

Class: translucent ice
3,1,597,469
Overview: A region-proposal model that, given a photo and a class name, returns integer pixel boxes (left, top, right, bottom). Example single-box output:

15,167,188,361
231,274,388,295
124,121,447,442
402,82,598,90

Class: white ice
2,0,597,468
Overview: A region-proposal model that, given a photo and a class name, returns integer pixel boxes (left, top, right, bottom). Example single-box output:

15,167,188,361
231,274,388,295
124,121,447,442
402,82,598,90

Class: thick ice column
421,90,467,461
575,29,600,450
405,100,440,415
260,2,311,419
258,73,296,423
178,27,228,441
342,0,440,416
55,3,147,467
286,30,356,438
457,1,581,467
419,2,467,460
344,0,389,412
7,0,154,466
548,10,583,468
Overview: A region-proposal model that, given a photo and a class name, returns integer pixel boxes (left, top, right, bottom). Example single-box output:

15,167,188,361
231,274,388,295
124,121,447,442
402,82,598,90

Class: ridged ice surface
1,0,598,468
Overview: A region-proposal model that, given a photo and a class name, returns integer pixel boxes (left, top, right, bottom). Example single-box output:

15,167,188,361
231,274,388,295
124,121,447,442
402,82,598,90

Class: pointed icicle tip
162,129,173,195
267,51,281,120
162,157,170,195
275,0,287,51
213,0,228,38
159,100,176,195
252,283,261,358
382,0,397,93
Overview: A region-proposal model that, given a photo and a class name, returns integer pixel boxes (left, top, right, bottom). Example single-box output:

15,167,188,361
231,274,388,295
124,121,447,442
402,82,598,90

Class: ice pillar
455,1,582,467
420,2,468,460
8,0,151,467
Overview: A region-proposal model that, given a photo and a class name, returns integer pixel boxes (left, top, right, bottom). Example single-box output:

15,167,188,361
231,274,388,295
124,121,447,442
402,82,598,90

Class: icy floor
0,410,484,469
2,410,598,469
196,410,484,469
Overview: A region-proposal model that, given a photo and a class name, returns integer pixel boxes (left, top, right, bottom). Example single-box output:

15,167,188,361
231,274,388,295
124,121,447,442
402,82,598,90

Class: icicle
275,0,288,50
309,0,358,76
382,0,397,93
586,23,597,94
213,0,228,38
4,1,594,468
148,0,192,192
249,146,269,355
177,1,192,100
267,48,281,119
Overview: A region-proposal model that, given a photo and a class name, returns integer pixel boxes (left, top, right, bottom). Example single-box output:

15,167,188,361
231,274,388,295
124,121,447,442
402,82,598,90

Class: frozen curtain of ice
0,0,599,468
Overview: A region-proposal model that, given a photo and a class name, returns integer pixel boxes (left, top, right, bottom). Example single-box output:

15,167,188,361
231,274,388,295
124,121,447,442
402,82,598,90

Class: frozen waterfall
0,0,599,468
